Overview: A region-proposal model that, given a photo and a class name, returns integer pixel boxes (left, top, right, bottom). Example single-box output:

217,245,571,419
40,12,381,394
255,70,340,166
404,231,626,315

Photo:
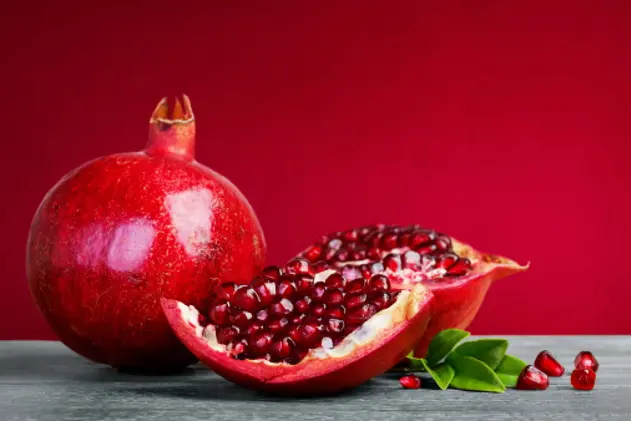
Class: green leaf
449,356,506,393
406,356,427,371
425,328,470,366
447,339,508,370
494,354,528,388
419,359,455,390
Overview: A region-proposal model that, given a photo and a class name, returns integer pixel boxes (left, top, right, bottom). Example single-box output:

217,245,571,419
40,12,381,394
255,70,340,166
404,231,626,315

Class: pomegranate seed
346,303,377,326
372,292,392,310
447,258,471,275
216,326,239,344
277,279,297,299
304,244,322,262
252,278,276,307
285,258,314,275
516,365,549,390
323,289,344,306
335,249,350,262
229,310,252,328
360,265,372,280
249,331,274,357
311,283,326,301
342,229,358,242
312,261,330,272
327,238,342,251
436,252,458,269
420,254,436,271
345,292,368,310
574,351,599,373
290,314,305,325
380,233,399,250
398,233,411,247
400,374,422,389
311,304,326,317
325,273,346,289
327,318,345,334
415,244,437,254
345,278,366,293
288,325,302,343
245,322,264,336
383,253,402,271
401,250,422,270
298,323,322,347
367,247,381,260
231,287,260,311
409,232,432,248
232,340,247,357
295,297,311,314
209,303,230,325
534,350,565,377
436,234,451,251
269,299,294,318
368,274,390,292
216,283,236,302
255,309,269,322
261,266,282,280
350,249,367,260
268,318,290,333
271,337,295,359
294,275,313,293
325,306,346,318
571,368,596,391
341,265,362,281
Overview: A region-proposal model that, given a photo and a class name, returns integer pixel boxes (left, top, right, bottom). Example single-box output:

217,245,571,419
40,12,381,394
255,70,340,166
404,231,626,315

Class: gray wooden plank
0,336,629,421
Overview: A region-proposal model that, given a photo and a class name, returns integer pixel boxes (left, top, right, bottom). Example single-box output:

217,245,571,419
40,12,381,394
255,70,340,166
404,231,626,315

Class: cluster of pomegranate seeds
399,374,422,389
571,351,598,390
298,225,473,279
207,259,400,364
534,350,565,377
516,365,550,390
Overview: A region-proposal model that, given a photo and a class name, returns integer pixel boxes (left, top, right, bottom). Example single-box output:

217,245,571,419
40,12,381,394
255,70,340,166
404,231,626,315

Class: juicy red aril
277,279,297,299
246,322,264,336
447,258,472,276
345,278,366,293
350,249,366,260
216,326,239,344
436,235,451,251
209,303,230,325
232,287,260,311
409,232,433,248
252,279,276,307
326,306,346,318
534,350,565,377
516,365,549,390
295,297,311,313
574,351,599,373
261,266,282,281
285,258,313,275
311,304,326,317
294,275,313,293
368,274,390,292
436,253,458,269
346,304,377,326
255,309,269,322
311,284,326,301
270,299,294,318
303,245,322,262
381,233,398,250
268,318,290,333
248,331,274,357
383,253,402,271
372,293,392,310
325,273,345,289
400,374,421,389
216,283,236,302
335,249,350,262
571,368,596,391
229,310,252,327
345,292,368,309
415,244,437,254
298,323,322,347
323,289,344,306
342,229,358,242
327,318,345,333
291,314,305,325
271,337,295,360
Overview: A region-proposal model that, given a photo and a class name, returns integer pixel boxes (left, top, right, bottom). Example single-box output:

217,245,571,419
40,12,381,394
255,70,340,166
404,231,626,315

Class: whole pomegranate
26,95,266,372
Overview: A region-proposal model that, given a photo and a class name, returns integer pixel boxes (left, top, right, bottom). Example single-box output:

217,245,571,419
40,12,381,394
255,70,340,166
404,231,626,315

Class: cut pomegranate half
161,269,433,395
294,224,528,357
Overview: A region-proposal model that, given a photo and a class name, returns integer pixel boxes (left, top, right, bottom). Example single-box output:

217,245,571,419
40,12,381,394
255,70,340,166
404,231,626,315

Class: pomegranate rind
161,284,433,395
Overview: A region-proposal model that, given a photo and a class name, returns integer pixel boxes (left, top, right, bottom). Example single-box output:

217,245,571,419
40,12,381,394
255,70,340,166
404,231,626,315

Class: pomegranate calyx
146,94,196,160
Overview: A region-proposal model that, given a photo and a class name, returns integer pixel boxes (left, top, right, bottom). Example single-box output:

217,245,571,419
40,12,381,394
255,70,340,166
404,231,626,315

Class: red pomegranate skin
26,96,266,371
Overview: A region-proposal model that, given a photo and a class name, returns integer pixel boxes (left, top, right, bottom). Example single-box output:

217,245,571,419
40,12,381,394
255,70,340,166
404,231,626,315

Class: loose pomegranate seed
232,287,260,311
383,253,402,271
345,292,368,309
400,374,422,389
534,350,565,377
261,266,283,281
323,289,344,306
285,258,313,275
571,368,596,391
216,283,236,302
516,365,549,390
209,303,230,325
368,274,390,292
325,273,345,289
574,351,599,373
345,278,366,293
346,303,377,326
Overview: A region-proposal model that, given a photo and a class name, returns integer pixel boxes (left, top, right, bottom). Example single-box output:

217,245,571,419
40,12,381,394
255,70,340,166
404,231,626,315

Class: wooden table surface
1,336,629,421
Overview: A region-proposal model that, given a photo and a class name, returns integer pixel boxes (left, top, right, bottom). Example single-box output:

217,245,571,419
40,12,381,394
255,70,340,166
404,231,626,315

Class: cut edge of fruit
161,282,433,385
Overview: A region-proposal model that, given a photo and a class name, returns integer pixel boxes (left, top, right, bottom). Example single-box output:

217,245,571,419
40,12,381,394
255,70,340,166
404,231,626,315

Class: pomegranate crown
145,94,196,161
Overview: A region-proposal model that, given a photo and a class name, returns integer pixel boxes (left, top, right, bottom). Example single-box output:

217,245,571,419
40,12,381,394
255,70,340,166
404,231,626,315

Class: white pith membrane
179,270,421,367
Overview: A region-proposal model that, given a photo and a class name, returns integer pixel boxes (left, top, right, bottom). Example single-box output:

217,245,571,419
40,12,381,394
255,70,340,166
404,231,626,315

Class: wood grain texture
1,336,629,421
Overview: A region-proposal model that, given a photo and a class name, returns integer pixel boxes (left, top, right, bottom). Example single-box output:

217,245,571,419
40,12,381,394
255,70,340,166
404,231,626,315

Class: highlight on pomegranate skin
25,95,266,372
161,262,434,395
293,224,529,357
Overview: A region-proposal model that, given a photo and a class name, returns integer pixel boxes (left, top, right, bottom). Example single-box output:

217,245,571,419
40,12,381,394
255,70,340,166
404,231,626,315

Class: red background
3,1,631,339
